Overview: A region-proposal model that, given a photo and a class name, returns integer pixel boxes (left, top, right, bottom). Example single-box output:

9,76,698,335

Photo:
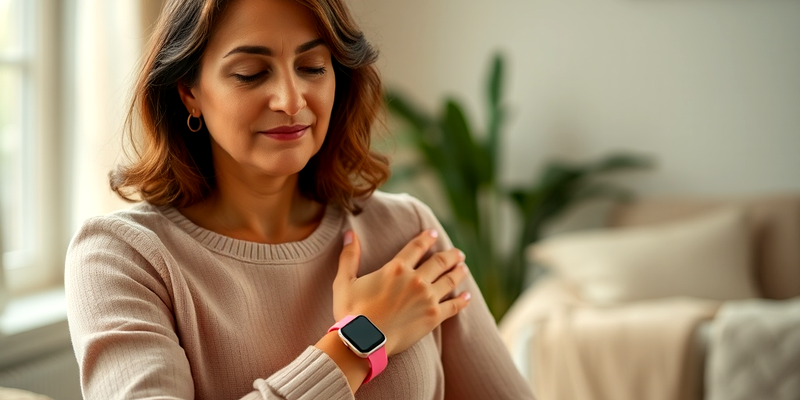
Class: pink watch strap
364,346,387,384
328,315,388,384
328,315,357,331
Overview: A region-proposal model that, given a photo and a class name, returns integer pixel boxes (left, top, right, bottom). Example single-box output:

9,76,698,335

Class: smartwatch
328,315,388,384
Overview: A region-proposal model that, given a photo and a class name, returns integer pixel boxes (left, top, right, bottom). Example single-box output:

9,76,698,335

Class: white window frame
2,0,64,296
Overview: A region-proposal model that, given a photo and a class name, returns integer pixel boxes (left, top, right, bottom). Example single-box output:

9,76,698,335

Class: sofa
498,194,800,400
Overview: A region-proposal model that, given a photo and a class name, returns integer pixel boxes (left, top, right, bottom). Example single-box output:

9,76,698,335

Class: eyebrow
223,38,326,58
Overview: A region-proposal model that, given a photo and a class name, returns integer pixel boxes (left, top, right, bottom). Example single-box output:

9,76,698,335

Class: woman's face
180,0,336,180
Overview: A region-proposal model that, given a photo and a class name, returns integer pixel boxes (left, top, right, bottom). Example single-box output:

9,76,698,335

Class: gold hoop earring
187,109,203,132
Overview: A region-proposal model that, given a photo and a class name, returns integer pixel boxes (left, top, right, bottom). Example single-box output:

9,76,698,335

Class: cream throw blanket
706,297,800,400
500,278,719,400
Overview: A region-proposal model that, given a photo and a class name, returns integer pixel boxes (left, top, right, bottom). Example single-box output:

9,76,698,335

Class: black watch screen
340,315,385,354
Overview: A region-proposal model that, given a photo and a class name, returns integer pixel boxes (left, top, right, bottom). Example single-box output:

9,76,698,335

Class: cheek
200,81,262,141
312,76,336,131
323,77,336,114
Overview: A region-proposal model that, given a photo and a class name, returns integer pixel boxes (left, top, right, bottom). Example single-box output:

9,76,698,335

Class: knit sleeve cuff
253,346,353,400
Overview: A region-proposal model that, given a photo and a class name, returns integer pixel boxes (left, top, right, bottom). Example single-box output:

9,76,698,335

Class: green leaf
384,90,432,133
441,99,484,187
487,53,504,109
537,161,582,190
486,53,505,179
435,100,482,224
573,183,633,202
589,153,653,173
508,189,530,211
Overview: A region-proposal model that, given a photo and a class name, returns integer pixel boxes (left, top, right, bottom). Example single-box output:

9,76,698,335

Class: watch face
340,315,386,354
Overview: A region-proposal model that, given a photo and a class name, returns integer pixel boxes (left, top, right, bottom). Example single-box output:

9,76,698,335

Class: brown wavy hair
111,0,389,211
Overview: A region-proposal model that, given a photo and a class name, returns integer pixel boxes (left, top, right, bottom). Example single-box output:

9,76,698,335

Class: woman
65,0,535,399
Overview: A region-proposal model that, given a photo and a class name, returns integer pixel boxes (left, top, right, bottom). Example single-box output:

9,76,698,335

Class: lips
260,124,310,141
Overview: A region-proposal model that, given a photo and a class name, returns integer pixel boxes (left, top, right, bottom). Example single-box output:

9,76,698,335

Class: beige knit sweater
65,191,535,400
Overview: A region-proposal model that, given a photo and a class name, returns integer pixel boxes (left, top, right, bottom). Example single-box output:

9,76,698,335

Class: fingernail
429,229,439,238
459,262,468,271
343,231,353,246
464,292,472,301
458,250,465,261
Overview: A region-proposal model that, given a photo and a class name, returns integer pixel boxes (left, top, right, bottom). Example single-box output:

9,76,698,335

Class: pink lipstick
261,125,309,141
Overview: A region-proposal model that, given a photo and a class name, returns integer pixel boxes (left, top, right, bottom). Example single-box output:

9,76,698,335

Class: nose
267,70,307,116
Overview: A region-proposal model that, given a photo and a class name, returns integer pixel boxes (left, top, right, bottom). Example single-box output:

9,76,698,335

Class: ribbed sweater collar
157,204,344,264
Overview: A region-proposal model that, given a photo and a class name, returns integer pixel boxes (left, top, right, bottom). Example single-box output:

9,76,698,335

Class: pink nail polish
429,229,439,238
343,231,353,246
464,292,472,301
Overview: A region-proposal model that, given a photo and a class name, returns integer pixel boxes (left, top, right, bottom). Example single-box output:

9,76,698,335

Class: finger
431,262,469,299
391,229,439,269
335,230,361,286
437,291,472,322
416,248,465,283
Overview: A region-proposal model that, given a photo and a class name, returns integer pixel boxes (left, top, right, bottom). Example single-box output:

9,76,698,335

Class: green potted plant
383,53,651,320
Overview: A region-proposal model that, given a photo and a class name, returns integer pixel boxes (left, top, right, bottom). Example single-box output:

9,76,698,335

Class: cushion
607,194,800,300
532,208,760,305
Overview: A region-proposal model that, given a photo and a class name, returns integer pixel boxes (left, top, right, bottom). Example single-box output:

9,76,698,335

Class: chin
246,141,322,178
258,157,311,178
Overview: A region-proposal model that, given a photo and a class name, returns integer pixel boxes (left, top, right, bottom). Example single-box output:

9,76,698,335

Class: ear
177,82,202,116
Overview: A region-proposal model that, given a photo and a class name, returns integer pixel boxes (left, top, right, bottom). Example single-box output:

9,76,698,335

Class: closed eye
233,71,268,83
299,67,326,76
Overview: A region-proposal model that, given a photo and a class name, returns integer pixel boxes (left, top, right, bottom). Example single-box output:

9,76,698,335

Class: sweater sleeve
65,216,353,400
405,196,537,400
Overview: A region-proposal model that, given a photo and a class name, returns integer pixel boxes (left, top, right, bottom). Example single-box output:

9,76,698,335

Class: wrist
329,315,388,385
315,331,370,393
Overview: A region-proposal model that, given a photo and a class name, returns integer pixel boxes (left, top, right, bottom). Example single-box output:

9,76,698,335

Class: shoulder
67,202,174,261
355,190,436,228
352,191,453,251
65,202,187,298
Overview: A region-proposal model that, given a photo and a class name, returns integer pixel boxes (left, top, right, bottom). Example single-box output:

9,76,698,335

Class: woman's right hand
332,229,472,356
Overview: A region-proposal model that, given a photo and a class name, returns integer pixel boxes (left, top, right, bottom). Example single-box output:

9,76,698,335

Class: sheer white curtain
68,0,162,231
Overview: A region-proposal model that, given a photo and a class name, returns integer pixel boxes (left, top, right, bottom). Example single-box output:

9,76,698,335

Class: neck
182,171,324,244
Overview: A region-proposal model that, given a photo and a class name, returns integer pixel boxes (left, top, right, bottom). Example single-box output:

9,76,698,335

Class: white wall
348,0,800,198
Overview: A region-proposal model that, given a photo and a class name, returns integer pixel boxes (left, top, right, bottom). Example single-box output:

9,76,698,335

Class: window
1,0,61,295
0,0,26,272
